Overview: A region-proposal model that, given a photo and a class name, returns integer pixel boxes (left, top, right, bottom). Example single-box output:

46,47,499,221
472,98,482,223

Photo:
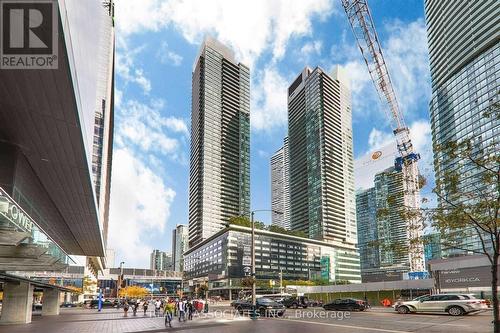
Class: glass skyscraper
270,137,290,230
288,66,356,245
355,187,378,271
425,0,499,256
188,37,250,248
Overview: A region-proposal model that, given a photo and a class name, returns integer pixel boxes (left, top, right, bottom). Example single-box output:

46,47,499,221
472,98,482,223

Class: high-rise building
172,224,189,272
270,137,290,229
356,167,423,281
288,66,356,244
150,250,172,271
355,188,379,271
188,37,250,247
424,0,500,256
0,0,114,323
374,167,409,268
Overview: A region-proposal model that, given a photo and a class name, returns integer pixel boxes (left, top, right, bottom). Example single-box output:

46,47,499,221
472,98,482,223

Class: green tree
197,284,209,299
398,105,499,331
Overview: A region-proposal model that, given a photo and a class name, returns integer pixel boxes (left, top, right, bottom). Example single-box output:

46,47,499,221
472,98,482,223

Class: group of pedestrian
117,296,204,328
120,299,143,317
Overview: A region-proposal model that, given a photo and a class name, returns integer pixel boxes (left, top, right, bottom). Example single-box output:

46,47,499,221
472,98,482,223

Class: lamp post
250,209,283,318
117,261,125,300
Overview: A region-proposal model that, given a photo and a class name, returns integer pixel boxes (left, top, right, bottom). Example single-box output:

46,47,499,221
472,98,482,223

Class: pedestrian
178,299,186,322
123,301,129,317
143,299,149,316
155,299,162,317
187,300,194,320
164,300,175,328
132,300,138,316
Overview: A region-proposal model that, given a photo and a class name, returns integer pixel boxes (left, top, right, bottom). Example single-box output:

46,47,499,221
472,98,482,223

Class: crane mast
341,0,424,272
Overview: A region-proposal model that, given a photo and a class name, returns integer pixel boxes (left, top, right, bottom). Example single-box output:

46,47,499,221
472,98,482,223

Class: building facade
188,37,250,248
356,166,426,282
150,250,172,271
172,224,189,272
184,224,361,299
424,0,500,256
355,187,379,271
0,0,114,323
288,66,356,244
270,137,290,229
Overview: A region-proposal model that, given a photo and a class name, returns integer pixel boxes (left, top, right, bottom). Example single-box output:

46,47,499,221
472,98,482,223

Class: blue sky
108,0,435,268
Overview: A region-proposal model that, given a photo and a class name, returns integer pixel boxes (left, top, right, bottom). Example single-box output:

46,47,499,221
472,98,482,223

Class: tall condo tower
424,0,499,255
188,37,250,248
288,66,356,244
270,137,290,229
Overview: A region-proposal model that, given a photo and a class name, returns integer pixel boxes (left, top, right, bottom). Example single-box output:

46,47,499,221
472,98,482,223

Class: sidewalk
0,307,242,333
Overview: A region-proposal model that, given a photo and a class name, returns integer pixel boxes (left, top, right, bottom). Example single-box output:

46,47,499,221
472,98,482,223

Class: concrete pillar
42,288,61,316
0,281,34,324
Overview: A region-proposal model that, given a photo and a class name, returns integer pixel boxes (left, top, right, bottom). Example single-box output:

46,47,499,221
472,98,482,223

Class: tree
197,284,209,299
431,136,499,330
118,285,148,298
82,276,97,295
397,105,500,331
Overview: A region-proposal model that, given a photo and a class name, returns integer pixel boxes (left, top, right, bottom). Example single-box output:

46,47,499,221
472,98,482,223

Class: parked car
282,296,309,309
89,299,117,309
60,302,78,308
234,297,286,317
308,299,324,307
394,294,488,316
323,298,366,311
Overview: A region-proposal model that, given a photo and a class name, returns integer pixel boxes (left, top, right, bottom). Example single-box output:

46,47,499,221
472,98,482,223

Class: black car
282,296,309,309
323,298,366,311
60,302,78,308
234,297,286,317
89,299,117,309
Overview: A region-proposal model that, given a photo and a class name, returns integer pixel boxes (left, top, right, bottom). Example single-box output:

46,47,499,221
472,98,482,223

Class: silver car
394,294,488,316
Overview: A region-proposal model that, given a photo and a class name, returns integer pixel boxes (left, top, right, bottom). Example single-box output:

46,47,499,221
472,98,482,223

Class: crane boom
340,0,424,272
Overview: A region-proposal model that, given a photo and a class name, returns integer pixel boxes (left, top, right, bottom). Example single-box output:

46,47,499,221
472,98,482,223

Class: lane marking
270,317,411,333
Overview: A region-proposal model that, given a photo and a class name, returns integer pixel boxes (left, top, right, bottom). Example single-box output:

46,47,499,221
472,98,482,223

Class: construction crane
340,0,424,272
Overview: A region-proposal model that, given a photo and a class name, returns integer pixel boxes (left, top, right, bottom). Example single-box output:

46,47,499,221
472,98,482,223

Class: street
0,305,492,333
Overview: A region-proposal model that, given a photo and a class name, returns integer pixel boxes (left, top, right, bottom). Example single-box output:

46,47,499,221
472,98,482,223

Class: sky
107,0,436,269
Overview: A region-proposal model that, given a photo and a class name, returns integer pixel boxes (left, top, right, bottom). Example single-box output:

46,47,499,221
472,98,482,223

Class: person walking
186,300,194,320
132,300,138,316
178,299,186,322
155,299,162,317
123,301,129,317
164,300,175,328
143,299,149,316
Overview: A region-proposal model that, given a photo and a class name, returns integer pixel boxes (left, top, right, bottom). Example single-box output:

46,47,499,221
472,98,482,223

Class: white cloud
300,40,323,56
251,65,289,131
115,45,152,94
357,120,434,190
368,128,394,151
156,41,183,66
331,19,430,123
117,99,188,160
108,148,175,268
116,0,336,68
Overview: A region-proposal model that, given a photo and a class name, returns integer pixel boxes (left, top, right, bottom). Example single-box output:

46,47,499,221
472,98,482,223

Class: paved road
0,305,492,333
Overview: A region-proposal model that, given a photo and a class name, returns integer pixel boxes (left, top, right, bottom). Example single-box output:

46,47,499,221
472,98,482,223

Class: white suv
394,294,488,316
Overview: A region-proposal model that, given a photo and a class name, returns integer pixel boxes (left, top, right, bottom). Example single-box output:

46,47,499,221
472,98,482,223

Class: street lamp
250,209,283,318
117,261,125,299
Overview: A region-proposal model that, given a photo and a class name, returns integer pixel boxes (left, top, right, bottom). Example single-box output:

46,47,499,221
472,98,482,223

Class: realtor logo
0,0,58,69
